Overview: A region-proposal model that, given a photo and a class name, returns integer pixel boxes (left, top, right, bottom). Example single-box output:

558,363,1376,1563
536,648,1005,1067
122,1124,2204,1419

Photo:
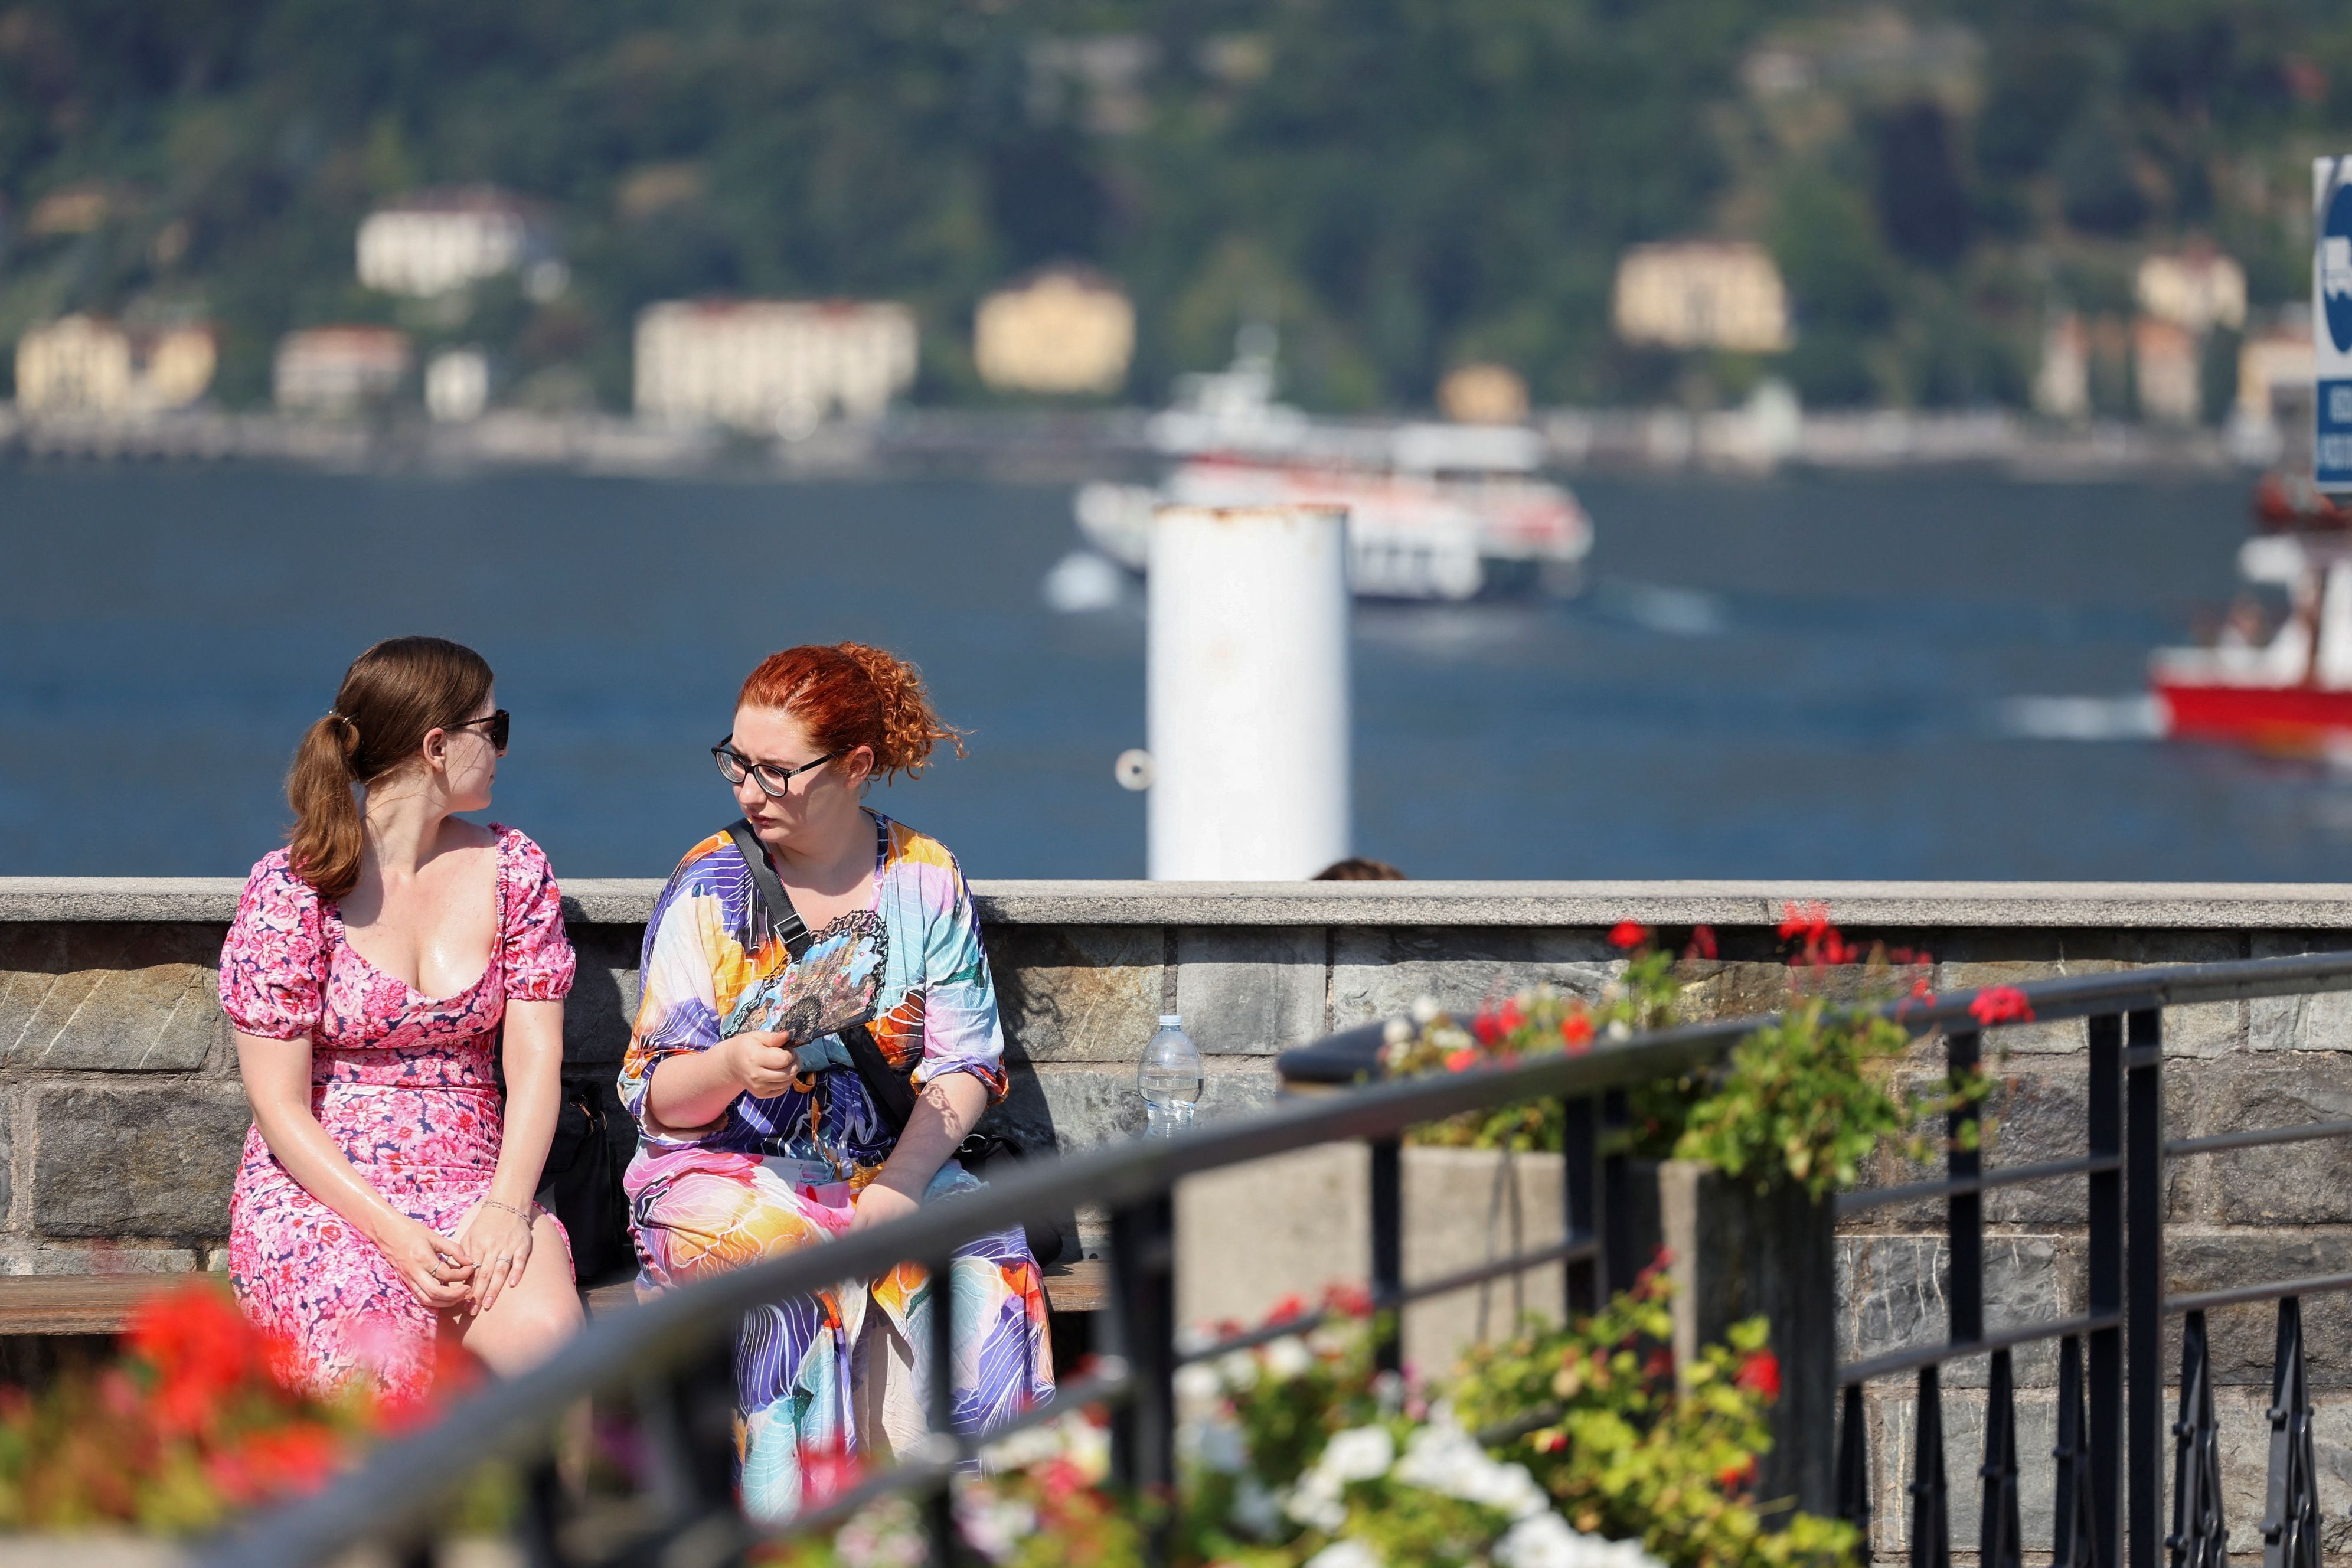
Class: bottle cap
1159,1014,1183,1027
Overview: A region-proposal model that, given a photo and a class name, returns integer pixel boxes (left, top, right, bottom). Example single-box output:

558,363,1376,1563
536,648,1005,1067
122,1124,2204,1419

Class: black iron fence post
1563,1095,1600,1317
1107,1192,1177,1501
2088,1013,2124,1568
2125,1008,2166,1568
1370,1136,1403,1375
1946,1030,1984,1347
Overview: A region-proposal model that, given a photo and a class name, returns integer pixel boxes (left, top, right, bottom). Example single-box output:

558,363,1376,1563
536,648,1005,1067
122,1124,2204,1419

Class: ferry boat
1073,333,1593,602
2151,502,2352,752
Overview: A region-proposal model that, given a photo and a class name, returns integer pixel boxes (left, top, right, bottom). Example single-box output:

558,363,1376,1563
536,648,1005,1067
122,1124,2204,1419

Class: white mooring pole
1146,503,1351,880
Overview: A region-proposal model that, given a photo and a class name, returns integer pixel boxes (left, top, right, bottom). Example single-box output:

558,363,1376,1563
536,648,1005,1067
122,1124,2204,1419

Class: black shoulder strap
725,818,917,1135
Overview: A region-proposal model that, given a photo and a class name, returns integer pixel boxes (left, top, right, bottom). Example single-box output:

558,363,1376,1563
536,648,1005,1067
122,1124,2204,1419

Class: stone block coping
8,877,2352,928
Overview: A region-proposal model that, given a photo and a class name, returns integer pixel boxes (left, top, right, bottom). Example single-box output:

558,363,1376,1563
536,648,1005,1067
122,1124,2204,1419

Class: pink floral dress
218,826,577,1394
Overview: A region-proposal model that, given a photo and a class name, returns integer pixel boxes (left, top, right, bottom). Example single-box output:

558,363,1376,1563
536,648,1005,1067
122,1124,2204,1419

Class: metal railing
205,948,2352,1568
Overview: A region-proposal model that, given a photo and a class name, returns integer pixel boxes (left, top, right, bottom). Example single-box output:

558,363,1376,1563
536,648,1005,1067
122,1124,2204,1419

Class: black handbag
536,1082,638,1288
726,819,1063,1267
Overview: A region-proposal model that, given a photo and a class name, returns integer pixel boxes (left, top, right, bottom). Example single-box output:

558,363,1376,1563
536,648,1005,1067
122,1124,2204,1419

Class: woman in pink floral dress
220,636,582,1394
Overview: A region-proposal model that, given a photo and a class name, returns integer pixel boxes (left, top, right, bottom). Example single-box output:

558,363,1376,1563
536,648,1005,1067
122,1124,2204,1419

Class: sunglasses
449,710,511,753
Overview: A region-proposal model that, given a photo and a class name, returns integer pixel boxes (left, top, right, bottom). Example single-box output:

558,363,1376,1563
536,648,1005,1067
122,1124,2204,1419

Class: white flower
1305,1539,1383,1568
1231,1475,1285,1538
1174,1362,1223,1407
1494,1515,1665,1568
1391,1414,1548,1520
834,1498,928,1568
1385,1018,1415,1046
1411,995,1442,1025
1262,1334,1315,1380
979,1423,1062,1472
1218,1349,1260,1390
1318,1426,1397,1484
953,1492,1038,1564
1286,1425,1395,1531
978,1413,1111,1482
1284,1481,1347,1533
1605,1019,1632,1041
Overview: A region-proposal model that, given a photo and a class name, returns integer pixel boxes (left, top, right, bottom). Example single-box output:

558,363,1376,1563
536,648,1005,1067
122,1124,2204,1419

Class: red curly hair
737,643,966,783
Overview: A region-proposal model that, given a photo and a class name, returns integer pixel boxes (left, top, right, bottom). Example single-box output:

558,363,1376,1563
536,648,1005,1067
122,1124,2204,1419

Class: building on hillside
2135,251,2247,337
974,267,1134,395
1437,363,1530,424
1612,243,1792,354
634,299,919,433
425,347,492,423
2133,316,2201,424
274,326,412,415
357,188,558,298
25,184,112,237
2033,313,2089,421
15,315,216,414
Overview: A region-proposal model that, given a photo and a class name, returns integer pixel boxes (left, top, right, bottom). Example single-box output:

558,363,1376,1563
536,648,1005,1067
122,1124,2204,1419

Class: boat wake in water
1996,695,2167,740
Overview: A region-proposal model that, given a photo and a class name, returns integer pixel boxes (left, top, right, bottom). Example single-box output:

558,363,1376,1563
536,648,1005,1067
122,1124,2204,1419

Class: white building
2135,251,2247,337
357,188,553,298
2134,316,2202,424
2033,313,2090,420
15,315,215,414
1612,243,1793,354
634,299,919,433
425,347,491,423
974,267,1134,395
275,326,412,414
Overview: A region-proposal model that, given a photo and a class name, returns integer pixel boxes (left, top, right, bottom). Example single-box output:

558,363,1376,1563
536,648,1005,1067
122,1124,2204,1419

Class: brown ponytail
285,637,495,899
737,641,967,782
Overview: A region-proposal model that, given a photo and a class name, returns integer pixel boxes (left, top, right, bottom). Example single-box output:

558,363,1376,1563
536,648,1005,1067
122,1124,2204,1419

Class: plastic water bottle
1138,1014,1203,1138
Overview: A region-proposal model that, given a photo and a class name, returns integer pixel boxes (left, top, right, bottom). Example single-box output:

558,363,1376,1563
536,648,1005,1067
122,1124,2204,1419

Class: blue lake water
2,461,2344,883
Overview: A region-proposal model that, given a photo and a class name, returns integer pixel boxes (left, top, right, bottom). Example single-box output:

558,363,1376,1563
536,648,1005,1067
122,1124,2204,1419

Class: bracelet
481,1198,532,1222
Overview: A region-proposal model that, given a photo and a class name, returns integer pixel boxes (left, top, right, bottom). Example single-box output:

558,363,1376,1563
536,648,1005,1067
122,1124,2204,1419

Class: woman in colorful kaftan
221,636,582,1395
620,642,1053,1521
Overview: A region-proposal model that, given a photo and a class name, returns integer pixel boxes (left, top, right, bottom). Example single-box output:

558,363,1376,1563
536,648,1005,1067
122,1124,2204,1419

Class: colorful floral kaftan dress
218,827,578,1395
619,812,1053,1520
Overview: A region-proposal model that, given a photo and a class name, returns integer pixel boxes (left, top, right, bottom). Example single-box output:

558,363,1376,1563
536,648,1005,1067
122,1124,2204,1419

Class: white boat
1073,332,1593,602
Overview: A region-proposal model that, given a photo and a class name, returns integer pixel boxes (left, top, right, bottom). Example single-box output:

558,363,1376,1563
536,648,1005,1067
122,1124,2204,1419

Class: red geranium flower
1608,920,1649,950
126,1278,269,1438
1472,1011,1503,1045
1323,1282,1374,1319
1717,1455,1758,1492
1969,985,2035,1027
207,1421,344,1506
1777,901,1831,942
1267,1293,1307,1324
1560,1014,1594,1051
1735,1348,1781,1402
1445,1047,1478,1072
1684,925,1718,961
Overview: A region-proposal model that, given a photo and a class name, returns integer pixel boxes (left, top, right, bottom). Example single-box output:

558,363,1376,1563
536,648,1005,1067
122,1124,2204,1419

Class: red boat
2152,533,2352,752
2252,471,2352,532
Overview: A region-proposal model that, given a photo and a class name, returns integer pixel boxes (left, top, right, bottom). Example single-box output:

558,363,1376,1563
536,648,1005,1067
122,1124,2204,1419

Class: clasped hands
379,1198,534,1314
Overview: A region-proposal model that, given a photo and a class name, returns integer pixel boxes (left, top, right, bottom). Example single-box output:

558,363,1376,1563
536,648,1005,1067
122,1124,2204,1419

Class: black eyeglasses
714,737,839,798
449,710,510,753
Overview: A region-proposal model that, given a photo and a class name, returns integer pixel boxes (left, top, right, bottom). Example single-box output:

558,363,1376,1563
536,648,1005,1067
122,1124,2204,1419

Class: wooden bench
0,1260,1109,1337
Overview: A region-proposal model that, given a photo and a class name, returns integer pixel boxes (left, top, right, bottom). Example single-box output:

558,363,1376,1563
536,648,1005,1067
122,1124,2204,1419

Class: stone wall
8,876,2352,1550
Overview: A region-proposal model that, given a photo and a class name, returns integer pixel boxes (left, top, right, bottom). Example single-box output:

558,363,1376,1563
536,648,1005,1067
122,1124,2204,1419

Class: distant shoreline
0,402,2252,484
